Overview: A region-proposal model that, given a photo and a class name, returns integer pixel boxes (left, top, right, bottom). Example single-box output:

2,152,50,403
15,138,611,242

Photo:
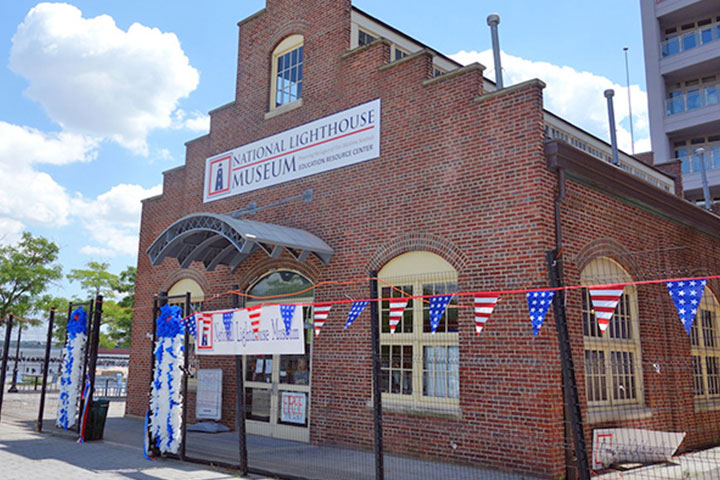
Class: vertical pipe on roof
604,89,620,166
487,14,503,89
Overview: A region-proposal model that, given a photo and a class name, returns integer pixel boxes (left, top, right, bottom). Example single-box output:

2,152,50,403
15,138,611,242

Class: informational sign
204,99,381,202
592,428,685,469
280,391,307,425
195,305,304,356
196,369,222,421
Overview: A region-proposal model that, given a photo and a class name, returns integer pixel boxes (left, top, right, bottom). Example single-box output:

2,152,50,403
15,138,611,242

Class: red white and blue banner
195,304,304,355
203,99,381,202
666,279,707,335
588,286,624,334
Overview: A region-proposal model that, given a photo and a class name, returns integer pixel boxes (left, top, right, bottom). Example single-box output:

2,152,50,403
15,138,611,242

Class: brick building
128,1,720,477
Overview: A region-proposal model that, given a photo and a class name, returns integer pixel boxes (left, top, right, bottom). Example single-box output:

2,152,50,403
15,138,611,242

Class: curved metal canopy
147,213,334,271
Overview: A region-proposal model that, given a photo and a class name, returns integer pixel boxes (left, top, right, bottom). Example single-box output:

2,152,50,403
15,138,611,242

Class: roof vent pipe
695,147,712,211
604,89,620,166
487,14,503,89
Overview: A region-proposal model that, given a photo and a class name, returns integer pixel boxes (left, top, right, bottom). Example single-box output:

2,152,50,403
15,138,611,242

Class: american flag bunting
588,286,624,335
388,298,409,335
429,295,453,334
474,294,499,335
527,290,555,338
280,305,296,336
182,313,197,338
666,279,707,335
344,301,369,329
247,305,262,338
313,303,333,336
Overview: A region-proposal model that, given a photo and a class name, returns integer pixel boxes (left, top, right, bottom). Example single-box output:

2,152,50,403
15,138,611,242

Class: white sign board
204,99,381,202
196,304,304,356
592,428,685,469
195,369,222,420
280,392,307,425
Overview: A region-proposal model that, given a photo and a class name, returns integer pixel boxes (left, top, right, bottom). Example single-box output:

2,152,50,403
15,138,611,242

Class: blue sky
0,0,649,326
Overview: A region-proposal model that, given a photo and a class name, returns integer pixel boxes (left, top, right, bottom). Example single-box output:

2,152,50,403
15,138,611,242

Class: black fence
145,246,720,480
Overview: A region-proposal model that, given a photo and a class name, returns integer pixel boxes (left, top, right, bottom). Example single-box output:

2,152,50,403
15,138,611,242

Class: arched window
167,278,205,384
271,35,303,110
581,257,644,410
690,288,720,403
378,252,459,406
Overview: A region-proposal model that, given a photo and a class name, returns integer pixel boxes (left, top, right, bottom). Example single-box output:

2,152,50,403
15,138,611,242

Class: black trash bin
85,398,110,441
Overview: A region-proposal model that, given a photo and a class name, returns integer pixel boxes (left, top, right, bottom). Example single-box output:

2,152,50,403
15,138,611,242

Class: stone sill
694,397,720,413
365,398,462,420
586,405,652,424
265,98,303,120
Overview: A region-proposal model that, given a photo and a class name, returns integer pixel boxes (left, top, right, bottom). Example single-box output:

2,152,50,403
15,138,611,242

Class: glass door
243,271,314,442
244,308,312,442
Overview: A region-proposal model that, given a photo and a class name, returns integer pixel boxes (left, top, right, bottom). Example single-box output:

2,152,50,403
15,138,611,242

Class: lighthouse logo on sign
207,155,231,197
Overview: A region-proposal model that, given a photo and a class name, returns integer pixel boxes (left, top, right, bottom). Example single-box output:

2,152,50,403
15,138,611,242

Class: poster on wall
203,98,381,203
196,369,223,421
280,391,307,425
196,304,304,356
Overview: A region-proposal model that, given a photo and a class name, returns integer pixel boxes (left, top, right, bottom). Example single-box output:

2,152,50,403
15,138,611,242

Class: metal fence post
369,271,384,480
0,315,13,421
37,309,55,432
546,250,590,480
180,291,191,461
233,284,249,475
8,324,22,393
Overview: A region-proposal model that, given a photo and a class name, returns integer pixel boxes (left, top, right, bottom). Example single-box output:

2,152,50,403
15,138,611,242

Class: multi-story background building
640,0,720,205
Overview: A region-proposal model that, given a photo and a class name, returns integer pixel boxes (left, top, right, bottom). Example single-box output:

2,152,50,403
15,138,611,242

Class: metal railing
661,25,720,58
666,84,719,115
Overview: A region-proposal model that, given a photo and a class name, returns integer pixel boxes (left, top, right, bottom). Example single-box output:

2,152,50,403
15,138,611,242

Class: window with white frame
378,252,459,406
581,258,644,409
271,35,303,110
690,289,720,401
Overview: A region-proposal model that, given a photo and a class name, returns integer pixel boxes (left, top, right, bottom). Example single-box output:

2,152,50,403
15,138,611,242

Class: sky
0,1,650,336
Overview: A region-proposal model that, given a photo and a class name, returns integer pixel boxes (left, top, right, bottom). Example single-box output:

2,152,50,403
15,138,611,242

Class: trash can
85,398,110,441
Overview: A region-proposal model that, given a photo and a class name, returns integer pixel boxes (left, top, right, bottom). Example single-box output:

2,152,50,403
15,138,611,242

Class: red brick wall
127,1,720,478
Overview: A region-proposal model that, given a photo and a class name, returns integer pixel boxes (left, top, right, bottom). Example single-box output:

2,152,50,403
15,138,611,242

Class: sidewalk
0,421,246,480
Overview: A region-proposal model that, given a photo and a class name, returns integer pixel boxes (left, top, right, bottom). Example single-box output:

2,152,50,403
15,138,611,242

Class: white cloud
0,218,25,246
79,245,116,257
72,183,162,257
172,109,210,133
9,2,199,155
451,50,650,154
0,121,98,227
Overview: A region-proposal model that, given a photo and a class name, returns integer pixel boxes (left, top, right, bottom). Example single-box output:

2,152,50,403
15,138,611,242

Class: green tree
0,232,62,325
67,261,118,298
66,262,136,348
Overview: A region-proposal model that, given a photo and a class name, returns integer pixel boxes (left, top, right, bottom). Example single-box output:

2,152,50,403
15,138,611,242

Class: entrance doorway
243,271,313,442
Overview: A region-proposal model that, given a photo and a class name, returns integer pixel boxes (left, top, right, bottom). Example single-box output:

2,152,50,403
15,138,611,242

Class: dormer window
271,35,303,110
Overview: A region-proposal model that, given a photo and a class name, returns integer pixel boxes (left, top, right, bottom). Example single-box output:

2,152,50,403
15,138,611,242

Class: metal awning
147,213,334,271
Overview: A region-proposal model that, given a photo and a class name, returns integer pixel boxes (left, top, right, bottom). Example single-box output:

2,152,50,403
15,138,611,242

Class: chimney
604,89,619,166
487,14,503,89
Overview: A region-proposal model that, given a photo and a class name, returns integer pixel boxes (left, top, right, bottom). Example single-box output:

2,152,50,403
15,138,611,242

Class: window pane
381,344,412,395
611,351,636,401
585,350,607,402
693,355,705,397
423,346,459,399
707,357,720,396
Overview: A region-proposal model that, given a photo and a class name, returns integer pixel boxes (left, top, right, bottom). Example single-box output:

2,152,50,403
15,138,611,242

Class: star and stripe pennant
280,305,296,336
388,298,409,335
527,290,555,338
429,295,453,334
666,279,707,335
344,301,369,329
588,286,624,335
181,314,197,338
474,294,499,335
313,303,333,336
247,305,262,338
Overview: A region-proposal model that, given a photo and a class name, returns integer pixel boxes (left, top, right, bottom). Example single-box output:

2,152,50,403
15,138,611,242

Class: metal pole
8,324,23,393
79,295,103,439
37,309,56,432
147,293,166,456
180,291,191,461
623,47,635,154
369,271,384,480
0,315,14,421
487,14,503,89
546,250,590,480
233,284,249,475
695,148,712,211
604,89,620,166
